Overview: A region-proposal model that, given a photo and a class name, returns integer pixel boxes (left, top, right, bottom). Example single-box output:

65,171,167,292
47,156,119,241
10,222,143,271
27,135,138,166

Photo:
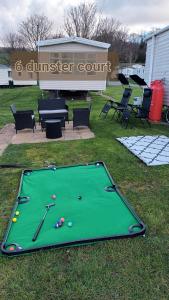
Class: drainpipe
148,35,155,86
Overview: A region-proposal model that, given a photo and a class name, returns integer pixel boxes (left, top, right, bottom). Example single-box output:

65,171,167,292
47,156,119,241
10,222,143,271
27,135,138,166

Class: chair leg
99,112,102,118
116,111,122,121
125,120,129,129
104,112,108,119
111,110,117,120
140,118,145,127
146,119,151,127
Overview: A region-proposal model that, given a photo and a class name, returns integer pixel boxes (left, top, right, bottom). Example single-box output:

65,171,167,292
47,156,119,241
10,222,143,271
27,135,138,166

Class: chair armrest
127,104,139,113
111,101,120,108
109,97,117,103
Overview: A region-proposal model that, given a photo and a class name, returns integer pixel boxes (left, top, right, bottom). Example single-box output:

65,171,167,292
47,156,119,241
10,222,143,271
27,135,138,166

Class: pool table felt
3,163,145,252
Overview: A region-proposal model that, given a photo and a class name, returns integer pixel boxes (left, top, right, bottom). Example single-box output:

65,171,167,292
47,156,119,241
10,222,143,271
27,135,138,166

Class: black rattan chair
73,108,90,129
10,104,36,133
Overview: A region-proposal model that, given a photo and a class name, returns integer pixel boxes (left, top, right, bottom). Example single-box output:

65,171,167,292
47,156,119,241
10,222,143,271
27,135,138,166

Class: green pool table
1,162,146,256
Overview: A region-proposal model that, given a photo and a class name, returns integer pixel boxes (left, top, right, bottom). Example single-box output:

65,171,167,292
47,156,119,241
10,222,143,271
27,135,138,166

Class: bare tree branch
2,32,25,50
64,2,98,38
19,14,53,50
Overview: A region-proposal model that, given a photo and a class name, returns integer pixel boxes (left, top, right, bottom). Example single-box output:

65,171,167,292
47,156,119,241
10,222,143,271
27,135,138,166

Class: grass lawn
0,86,169,300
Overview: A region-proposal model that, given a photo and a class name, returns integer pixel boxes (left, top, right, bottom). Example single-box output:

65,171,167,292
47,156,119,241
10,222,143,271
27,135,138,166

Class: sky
0,0,169,39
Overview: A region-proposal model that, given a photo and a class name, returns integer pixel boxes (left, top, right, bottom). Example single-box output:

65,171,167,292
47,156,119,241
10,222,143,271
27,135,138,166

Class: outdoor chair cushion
39,109,68,114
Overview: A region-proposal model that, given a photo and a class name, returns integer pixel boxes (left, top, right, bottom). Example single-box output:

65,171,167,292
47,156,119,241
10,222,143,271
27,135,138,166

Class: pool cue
32,203,55,242
0,164,27,168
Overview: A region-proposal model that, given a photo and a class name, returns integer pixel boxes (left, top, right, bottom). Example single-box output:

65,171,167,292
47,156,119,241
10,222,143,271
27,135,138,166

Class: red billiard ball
60,217,65,223
9,246,15,251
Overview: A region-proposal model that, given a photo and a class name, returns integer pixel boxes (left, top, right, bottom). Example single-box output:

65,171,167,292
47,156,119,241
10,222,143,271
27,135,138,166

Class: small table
41,116,65,131
45,119,62,139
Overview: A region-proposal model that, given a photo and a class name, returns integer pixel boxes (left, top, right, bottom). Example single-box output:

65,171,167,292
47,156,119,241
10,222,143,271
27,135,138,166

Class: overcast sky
0,0,169,38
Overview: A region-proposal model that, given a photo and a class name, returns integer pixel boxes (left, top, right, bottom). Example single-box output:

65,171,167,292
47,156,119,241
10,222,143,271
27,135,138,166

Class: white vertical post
148,35,155,86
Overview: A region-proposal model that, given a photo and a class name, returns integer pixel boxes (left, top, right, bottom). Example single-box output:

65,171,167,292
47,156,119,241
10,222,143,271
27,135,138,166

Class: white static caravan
37,37,111,91
0,64,37,87
13,70,37,86
144,25,169,105
132,64,145,78
13,78,37,86
119,64,145,79
0,64,12,86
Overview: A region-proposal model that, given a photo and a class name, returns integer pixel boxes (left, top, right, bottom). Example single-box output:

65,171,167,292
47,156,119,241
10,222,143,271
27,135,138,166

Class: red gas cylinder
149,80,164,122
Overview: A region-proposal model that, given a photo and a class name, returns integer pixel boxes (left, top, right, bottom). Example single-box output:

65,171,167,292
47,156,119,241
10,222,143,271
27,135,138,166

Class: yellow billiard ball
12,217,17,223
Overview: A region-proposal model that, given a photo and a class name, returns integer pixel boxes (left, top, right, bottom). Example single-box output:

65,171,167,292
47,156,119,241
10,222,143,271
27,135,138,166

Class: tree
52,30,64,39
94,17,128,62
64,2,97,38
19,14,53,50
136,39,146,63
1,32,25,65
3,32,25,50
126,33,140,64
126,33,147,64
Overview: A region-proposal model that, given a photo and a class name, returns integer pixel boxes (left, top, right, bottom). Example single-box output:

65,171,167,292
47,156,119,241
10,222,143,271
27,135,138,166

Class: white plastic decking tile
116,135,169,166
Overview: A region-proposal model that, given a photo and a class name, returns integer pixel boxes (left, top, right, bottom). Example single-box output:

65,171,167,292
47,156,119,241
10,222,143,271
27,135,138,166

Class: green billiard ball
68,222,72,227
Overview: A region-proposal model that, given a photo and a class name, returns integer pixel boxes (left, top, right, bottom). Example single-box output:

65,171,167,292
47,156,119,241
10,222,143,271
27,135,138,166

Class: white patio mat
117,135,169,166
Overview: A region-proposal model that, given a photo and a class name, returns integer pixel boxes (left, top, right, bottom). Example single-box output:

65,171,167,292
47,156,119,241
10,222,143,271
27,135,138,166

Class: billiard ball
51,194,56,200
9,246,15,251
15,211,20,216
68,221,72,227
12,218,17,223
54,220,60,228
54,218,64,228
58,220,63,226
78,196,82,200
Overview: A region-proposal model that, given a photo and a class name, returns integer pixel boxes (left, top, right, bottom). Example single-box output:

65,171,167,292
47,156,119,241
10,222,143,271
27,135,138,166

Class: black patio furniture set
100,74,152,128
10,98,91,139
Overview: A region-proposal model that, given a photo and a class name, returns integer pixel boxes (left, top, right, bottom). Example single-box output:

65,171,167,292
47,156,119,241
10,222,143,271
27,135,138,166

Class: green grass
0,86,169,300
